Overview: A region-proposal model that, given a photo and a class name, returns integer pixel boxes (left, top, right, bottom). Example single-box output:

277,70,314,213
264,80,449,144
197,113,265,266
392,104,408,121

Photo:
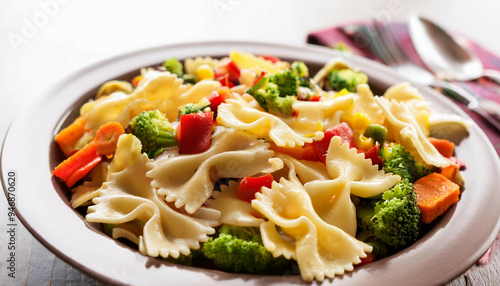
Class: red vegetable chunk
214,59,240,83
52,141,102,187
237,174,274,203
178,112,214,154
207,89,230,117
364,144,383,168
259,55,281,63
313,122,355,163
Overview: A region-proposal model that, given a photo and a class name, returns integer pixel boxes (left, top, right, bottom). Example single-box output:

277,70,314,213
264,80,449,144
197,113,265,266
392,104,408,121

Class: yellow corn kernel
354,131,374,151
334,88,350,98
196,64,215,81
352,112,370,130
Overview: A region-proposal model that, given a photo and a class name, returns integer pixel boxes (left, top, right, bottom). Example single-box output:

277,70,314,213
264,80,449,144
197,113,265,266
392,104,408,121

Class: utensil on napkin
355,20,500,133
408,15,500,84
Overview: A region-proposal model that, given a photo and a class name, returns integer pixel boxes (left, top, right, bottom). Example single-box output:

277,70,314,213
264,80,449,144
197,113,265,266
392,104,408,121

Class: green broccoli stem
155,131,176,144
247,76,270,96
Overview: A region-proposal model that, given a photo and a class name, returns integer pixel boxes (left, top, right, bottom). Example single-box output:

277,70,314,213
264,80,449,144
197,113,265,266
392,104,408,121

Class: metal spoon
408,15,500,84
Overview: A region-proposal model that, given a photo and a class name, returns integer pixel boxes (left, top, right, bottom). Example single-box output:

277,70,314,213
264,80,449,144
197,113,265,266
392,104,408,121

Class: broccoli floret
247,70,299,116
201,224,292,275
130,110,176,158
268,69,300,97
381,143,433,182
178,98,210,117
327,69,368,92
357,179,420,249
291,61,312,88
252,83,296,116
291,61,309,78
178,103,201,116
163,57,184,78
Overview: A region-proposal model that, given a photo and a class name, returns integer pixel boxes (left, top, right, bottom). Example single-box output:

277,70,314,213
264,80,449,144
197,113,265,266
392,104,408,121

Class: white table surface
1,0,499,285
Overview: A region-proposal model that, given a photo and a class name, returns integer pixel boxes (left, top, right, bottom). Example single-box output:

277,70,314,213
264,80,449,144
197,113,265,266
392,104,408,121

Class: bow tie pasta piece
288,85,383,136
148,127,280,214
326,136,401,198
81,70,221,131
252,178,372,282
158,79,221,121
81,71,186,131
312,57,351,85
375,96,450,168
384,82,424,102
205,180,265,227
184,56,220,76
107,133,143,176
350,84,385,125
217,99,316,147
288,95,354,135
305,178,357,237
85,152,220,259
275,154,357,236
274,153,330,184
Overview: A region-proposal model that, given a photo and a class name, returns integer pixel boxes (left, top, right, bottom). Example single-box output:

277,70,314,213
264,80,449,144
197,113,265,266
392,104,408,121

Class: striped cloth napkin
307,22,500,156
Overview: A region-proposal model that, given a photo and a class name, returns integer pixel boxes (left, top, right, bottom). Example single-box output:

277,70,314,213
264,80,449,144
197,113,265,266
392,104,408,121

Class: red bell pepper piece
178,112,214,154
218,74,236,88
363,144,384,169
207,90,228,111
207,89,231,118
302,143,320,161
313,122,355,163
52,141,103,187
308,95,321,102
237,174,274,203
259,55,281,63
214,59,240,84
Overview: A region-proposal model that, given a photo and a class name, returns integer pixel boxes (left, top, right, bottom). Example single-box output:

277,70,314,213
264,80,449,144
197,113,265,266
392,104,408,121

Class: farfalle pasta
52,51,469,282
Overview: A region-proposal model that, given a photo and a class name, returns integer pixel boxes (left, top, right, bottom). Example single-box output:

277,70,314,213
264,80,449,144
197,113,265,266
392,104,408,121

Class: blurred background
1,0,499,285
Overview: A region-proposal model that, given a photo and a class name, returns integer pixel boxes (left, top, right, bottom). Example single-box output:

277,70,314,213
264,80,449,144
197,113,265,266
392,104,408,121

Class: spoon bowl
408,15,500,83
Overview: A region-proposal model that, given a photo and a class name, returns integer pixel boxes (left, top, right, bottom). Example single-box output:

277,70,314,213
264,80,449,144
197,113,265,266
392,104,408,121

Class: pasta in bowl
3,41,499,286
50,49,470,282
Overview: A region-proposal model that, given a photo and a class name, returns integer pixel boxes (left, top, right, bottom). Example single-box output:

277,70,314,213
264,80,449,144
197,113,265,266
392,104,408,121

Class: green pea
364,124,388,145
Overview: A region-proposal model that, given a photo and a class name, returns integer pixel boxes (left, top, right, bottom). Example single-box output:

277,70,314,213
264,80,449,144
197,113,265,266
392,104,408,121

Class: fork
359,20,500,132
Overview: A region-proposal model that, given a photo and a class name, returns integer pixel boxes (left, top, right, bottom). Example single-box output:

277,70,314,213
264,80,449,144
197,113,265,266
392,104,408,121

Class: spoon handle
472,99,500,132
431,80,500,132
482,69,500,85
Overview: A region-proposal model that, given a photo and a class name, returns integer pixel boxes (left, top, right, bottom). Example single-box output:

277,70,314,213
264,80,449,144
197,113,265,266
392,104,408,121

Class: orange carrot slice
131,75,143,87
269,142,305,160
414,173,460,224
93,122,125,156
428,137,455,158
52,141,102,187
54,116,88,156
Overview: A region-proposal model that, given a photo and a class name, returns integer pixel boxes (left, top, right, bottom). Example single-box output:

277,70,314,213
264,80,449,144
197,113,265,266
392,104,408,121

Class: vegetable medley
52,51,468,282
